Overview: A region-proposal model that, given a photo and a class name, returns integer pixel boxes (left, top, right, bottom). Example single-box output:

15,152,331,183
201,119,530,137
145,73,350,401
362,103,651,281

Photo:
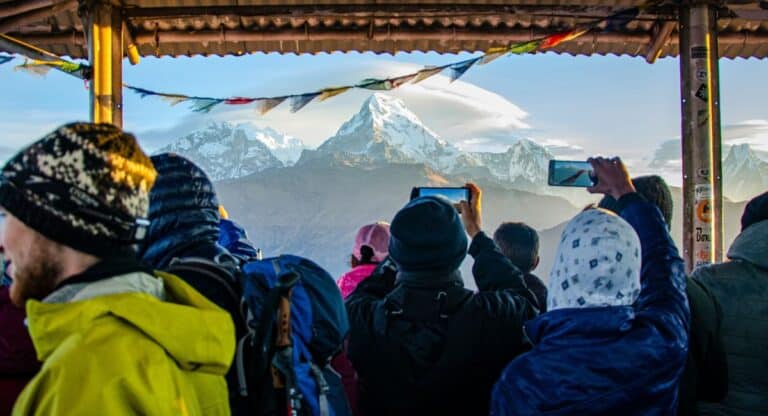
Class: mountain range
160,94,562,195
159,93,766,279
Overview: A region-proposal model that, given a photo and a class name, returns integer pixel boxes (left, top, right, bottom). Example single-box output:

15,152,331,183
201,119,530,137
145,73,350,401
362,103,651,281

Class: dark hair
741,191,768,231
493,222,539,273
358,245,377,265
599,175,674,227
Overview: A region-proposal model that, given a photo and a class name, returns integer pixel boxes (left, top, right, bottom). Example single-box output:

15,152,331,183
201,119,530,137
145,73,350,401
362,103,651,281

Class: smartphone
548,160,596,187
410,187,470,204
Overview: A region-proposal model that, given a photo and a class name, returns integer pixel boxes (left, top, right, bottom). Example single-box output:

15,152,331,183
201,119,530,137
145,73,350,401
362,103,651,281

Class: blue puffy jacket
491,194,690,416
219,218,258,262
139,153,232,269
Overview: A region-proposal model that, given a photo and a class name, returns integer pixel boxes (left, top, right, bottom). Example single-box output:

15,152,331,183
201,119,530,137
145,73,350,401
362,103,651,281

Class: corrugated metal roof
1,0,766,60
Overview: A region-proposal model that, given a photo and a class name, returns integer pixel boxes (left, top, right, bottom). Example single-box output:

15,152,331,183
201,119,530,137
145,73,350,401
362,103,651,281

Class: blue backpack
236,255,351,416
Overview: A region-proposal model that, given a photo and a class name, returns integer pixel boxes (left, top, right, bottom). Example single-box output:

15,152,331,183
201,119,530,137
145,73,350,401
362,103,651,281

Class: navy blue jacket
219,218,258,263
139,153,232,269
491,194,690,415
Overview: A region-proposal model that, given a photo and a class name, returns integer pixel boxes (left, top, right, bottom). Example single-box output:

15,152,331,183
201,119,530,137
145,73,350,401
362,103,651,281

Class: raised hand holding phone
456,183,482,238
587,157,636,199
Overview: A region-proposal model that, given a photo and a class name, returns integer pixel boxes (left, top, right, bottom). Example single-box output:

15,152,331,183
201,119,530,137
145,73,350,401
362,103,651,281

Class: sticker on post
697,109,709,126
694,184,712,200
695,84,708,101
696,70,707,80
695,227,711,243
696,200,712,223
691,46,708,59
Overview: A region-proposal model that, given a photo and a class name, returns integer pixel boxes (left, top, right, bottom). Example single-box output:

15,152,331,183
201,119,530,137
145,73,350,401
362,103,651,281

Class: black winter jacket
346,231,538,416
678,277,728,415
138,153,232,269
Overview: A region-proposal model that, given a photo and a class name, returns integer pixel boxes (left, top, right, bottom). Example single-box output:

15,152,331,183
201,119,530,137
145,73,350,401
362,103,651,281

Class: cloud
134,60,535,152
723,119,768,153
648,139,682,169
539,138,586,157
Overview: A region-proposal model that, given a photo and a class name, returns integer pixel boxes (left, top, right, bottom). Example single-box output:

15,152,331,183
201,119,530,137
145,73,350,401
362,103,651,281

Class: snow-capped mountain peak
507,139,555,184
309,93,458,169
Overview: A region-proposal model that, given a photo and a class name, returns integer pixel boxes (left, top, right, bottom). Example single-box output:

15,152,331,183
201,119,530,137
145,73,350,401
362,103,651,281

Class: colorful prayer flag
190,98,223,113
14,60,51,77
412,67,444,84
255,97,287,115
289,93,321,113
540,28,589,49
159,94,189,106
508,39,542,55
358,79,393,91
446,58,480,82
390,73,418,88
225,97,256,105
318,87,352,101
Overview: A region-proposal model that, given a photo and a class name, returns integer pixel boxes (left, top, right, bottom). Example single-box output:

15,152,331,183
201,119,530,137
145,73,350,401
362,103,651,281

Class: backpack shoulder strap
385,284,472,323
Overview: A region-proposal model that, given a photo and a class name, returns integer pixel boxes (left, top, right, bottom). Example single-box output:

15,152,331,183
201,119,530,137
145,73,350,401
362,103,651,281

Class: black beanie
741,191,768,231
388,196,468,273
0,122,157,257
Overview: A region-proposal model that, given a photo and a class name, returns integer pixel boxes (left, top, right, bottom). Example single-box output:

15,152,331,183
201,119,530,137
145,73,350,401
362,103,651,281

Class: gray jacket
694,220,768,416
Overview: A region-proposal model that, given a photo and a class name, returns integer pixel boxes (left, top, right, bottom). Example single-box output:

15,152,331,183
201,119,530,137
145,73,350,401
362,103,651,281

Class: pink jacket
337,264,378,300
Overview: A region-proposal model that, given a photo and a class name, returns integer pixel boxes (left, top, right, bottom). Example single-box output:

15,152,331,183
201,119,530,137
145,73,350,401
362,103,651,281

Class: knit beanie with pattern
0,122,157,257
548,208,641,311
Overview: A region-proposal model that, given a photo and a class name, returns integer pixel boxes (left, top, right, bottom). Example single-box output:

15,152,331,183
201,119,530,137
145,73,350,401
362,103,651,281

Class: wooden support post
84,1,123,127
679,3,723,273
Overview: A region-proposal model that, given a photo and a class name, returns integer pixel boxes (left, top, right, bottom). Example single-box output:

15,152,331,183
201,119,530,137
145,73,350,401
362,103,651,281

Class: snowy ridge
235,124,306,166
162,94,559,194
157,122,291,181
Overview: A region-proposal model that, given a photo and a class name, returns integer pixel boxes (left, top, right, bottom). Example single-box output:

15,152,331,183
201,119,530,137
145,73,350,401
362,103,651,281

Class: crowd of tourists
0,122,765,415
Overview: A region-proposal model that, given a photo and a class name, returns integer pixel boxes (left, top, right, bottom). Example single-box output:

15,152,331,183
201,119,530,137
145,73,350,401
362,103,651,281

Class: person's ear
531,255,540,272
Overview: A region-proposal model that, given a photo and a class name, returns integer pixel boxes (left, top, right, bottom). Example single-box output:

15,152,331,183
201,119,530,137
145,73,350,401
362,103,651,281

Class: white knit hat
548,208,641,311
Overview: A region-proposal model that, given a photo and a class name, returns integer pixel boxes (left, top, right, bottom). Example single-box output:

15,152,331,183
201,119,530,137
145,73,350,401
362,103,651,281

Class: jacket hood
139,153,226,269
25,271,234,375
727,220,768,269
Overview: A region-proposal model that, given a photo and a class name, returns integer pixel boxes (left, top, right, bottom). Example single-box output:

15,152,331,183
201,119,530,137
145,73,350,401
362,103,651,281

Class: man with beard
0,122,234,415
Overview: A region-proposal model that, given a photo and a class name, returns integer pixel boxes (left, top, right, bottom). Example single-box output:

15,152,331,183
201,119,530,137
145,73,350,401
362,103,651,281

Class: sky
1,51,766,186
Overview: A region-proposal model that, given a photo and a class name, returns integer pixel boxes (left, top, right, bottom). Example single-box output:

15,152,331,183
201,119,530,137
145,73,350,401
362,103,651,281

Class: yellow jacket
12,271,235,416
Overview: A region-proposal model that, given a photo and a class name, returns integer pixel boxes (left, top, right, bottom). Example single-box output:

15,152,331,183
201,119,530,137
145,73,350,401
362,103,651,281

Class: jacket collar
26,271,234,375
51,256,153,292
45,257,155,304
525,306,636,347
396,269,464,289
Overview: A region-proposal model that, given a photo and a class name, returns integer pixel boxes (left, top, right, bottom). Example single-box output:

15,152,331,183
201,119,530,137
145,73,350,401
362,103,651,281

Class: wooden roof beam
0,0,77,33
646,21,676,64
0,0,60,19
